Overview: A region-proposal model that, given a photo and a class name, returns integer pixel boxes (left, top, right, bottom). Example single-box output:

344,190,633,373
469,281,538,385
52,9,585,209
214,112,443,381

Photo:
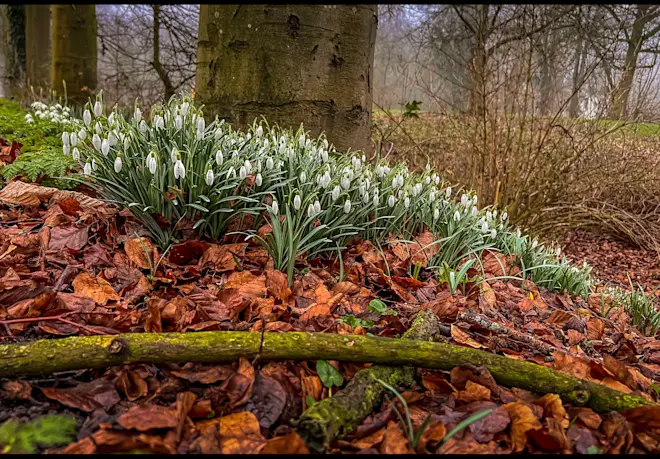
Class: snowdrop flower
434,208,440,221
93,101,102,117
95,122,102,135
460,194,468,206
332,185,341,201
78,128,86,141
490,229,497,238
61,131,70,146
180,102,189,117
83,162,92,176
323,139,328,149
62,144,70,155
174,160,186,179
299,171,307,183
245,160,252,175
171,147,179,163
25,115,34,124
453,210,461,221
214,128,223,140
363,191,370,204
114,155,123,173
107,131,117,147
502,211,508,221
516,228,521,238
134,107,142,123
146,153,157,174
239,166,247,180
299,133,305,148
341,176,351,190
486,211,493,221
256,173,263,187
404,197,410,208
532,239,538,249
344,199,352,214
139,120,147,134
108,112,115,126
471,206,478,216
70,131,78,147
493,209,498,219
397,175,404,188
227,167,236,179
175,115,183,130
391,176,398,188
205,169,215,186
92,134,101,151
270,200,279,216
307,203,315,217
293,195,302,210
321,149,329,162
256,125,263,138
92,159,97,171
101,139,110,156
155,116,165,130
266,157,274,170
425,176,431,184
375,165,384,177
215,150,224,165
373,194,379,207
388,195,396,207
556,247,561,257
481,221,489,233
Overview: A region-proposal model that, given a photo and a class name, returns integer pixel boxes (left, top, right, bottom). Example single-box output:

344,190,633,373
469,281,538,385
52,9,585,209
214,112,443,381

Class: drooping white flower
180,102,189,117
156,116,165,131
108,112,115,126
556,247,561,257
108,131,117,147
363,192,370,204
300,171,307,183
93,101,103,117
227,166,236,179
101,139,110,156
62,144,70,156
471,206,478,216
256,173,263,186
83,162,92,176
532,239,538,249
92,134,101,151
307,203,315,217
95,122,102,135
373,194,379,207
239,166,247,180
69,131,78,147
293,195,302,210
434,208,440,221
266,157,274,170
134,107,142,123
493,209,498,219
481,221,489,233
314,200,321,214
332,186,341,201
196,116,205,133
91,159,97,171
245,160,252,175
502,211,508,221
341,176,351,190
299,133,305,148
256,125,263,138
460,194,468,206
425,176,431,184
175,115,183,130
61,131,70,146
404,197,410,208
388,195,396,207
205,169,215,186
321,149,329,162
453,210,461,221
174,160,186,179
397,175,404,188
270,200,279,216
486,211,493,222
114,155,122,173
434,176,440,185
429,191,436,202
446,187,452,198
490,229,497,238
344,199,352,214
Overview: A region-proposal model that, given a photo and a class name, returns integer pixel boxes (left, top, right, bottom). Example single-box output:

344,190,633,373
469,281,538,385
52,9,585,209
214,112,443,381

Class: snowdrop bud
299,133,305,148
425,176,431,184
214,128,223,140
175,115,182,130
174,160,186,180
139,120,147,133
95,122,102,135
344,199,352,214
362,154,366,163
243,160,252,175
454,210,461,221
398,175,405,187
446,187,452,198
239,166,247,180
101,139,110,156
404,197,410,208
171,147,178,163
108,112,115,126
180,102,189,117
84,109,92,126
502,212,508,221
293,195,302,210
83,162,92,176
91,159,97,171
299,171,306,183
256,173,263,187
373,194,379,207
227,166,236,179
92,134,101,151
461,194,468,206
62,144,70,156
114,155,122,173
490,229,497,238
434,208,440,221
156,116,165,130
270,200,279,216
108,131,117,147
556,247,561,257
307,203,315,217
471,206,478,216
429,191,436,202
205,169,215,186
391,176,398,188
486,211,493,221
256,125,263,138
332,186,341,201
69,131,79,147
493,209,498,219
266,157,274,170
196,116,205,132
311,200,319,215
481,221,489,233
388,195,396,207
134,107,142,122
434,176,440,185
341,176,351,190
61,131,70,146
397,189,404,199
532,239,538,249
363,191,370,204
93,101,102,117
321,149,329,162
213,150,223,166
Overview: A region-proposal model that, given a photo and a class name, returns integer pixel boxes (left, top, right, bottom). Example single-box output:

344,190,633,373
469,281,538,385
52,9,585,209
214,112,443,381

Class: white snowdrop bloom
91,159,97,171
363,191,370,203
434,208,440,221
359,184,366,197
486,211,493,222
139,120,148,133
502,211,508,221
147,154,157,175
62,144,71,156
256,125,263,138
341,176,351,190
61,131,70,146
321,173,331,189
397,175,404,188
293,195,302,210
114,155,123,173
215,150,224,165
245,160,252,175
429,191,436,202
256,160,262,172
516,228,521,238
490,229,497,238
93,101,102,117
134,107,142,122
227,167,236,179
300,171,307,183
362,154,366,163
388,195,396,207
78,128,86,141
425,176,431,184
307,203,315,217
174,115,183,130
460,194,468,206
299,133,305,148
101,139,110,156
92,134,101,151
180,102,189,117
83,162,92,176
156,116,165,130
108,112,115,126
445,187,452,198
266,157,274,170
278,142,286,155
214,128,223,140
397,189,404,199
323,139,328,149
375,165,383,177
95,122,102,135
70,131,78,147
391,176,398,188
174,160,186,179
196,129,204,141
471,206,478,216
321,149,329,162
123,136,131,151
270,200,279,216
205,169,215,186
453,210,461,221
332,185,341,201
404,197,410,208
305,139,311,149
373,194,379,206
434,176,440,185
493,209,498,219
472,195,478,205
256,173,263,186
239,166,247,180
343,199,352,214
556,247,561,257
532,239,538,249
107,131,117,147
171,148,179,163
426,163,431,171
481,221,489,233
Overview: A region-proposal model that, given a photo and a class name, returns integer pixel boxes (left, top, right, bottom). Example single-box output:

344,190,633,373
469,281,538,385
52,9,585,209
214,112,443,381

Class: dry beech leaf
451,324,485,349
381,420,413,454
124,237,156,270
261,432,310,454
117,404,178,431
72,272,120,305
503,401,542,453
217,411,267,454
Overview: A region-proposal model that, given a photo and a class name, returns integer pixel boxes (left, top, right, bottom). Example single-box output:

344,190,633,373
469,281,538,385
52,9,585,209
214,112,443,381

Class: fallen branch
294,310,441,453
0,328,652,416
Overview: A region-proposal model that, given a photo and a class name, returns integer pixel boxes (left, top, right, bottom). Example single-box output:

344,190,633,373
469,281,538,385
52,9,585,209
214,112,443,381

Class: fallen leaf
503,401,542,452
73,272,120,305
533,394,569,428
41,379,121,413
115,368,148,401
124,237,156,270
469,406,511,443
217,411,267,454
48,225,89,251
457,380,491,403
261,432,310,454
117,404,178,431
451,324,485,348
381,420,413,454
245,373,287,428
198,243,248,271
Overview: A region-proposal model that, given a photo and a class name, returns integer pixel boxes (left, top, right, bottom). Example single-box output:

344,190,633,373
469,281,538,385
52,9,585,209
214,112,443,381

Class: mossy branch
0,326,652,416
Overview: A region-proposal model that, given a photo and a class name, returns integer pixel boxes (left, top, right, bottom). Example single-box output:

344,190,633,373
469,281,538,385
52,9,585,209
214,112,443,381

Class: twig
0,312,112,336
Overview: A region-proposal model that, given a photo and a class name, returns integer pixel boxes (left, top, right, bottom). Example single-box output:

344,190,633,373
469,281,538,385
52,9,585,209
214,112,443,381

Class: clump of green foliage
2,149,78,189
623,277,660,336
0,414,77,453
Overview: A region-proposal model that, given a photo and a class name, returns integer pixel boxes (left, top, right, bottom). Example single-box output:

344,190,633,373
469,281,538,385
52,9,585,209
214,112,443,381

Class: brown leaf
83,243,115,268
117,404,178,431
533,394,569,428
354,428,386,449
198,243,248,271
586,317,605,340
417,421,446,452
0,380,32,400
48,225,89,251
552,352,591,380
217,411,267,454
124,237,156,270
41,379,120,412
603,354,638,391
73,272,120,305
222,357,255,409
451,324,485,348
261,432,310,454
265,269,292,302
381,420,413,454
302,375,323,409
175,391,197,441
246,373,287,429
55,292,96,313
457,380,491,403
168,240,209,265
115,368,148,401
546,310,574,326
469,406,511,443
172,365,234,385
503,401,542,453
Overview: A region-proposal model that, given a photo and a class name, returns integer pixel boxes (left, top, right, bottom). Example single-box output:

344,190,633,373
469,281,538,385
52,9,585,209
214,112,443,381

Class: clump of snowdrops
25,102,81,129
59,93,594,293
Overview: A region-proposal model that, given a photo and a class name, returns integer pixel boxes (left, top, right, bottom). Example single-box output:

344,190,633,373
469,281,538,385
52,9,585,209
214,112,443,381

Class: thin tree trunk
568,35,584,118
151,4,174,101
51,4,97,106
25,5,51,90
195,5,378,153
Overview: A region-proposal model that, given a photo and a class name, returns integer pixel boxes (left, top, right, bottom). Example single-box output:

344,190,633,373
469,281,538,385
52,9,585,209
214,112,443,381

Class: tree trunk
152,4,175,101
195,4,378,153
51,4,97,106
6,5,25,98
568,34,585,118
25,5,51,90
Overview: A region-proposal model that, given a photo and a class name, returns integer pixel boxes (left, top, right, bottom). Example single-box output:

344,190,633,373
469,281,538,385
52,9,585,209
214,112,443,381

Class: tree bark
295,310,441,453
151,4,174,101
195,4,378,153
25,5,51,90
0,329,652,414
51,4,97,106
6,5,25,97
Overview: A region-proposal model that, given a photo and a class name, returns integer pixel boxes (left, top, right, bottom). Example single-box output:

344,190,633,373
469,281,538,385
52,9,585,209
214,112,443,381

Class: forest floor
1,181,660,454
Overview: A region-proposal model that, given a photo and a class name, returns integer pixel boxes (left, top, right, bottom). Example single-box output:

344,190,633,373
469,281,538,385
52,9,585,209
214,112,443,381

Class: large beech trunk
51,4,97,106
195,4,378,153
25,5,51,90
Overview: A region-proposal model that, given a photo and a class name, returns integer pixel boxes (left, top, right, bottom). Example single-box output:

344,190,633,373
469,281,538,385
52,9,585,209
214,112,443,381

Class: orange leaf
72,272,120,305
381,420,413,454
261,432,309,454
124,237,156,270
198,243,248,272
457,380,491,403
218,411,267,454
451,324,485,348
503,401,542,452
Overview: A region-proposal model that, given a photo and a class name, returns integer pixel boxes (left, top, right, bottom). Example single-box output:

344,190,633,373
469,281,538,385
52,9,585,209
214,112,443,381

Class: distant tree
195,5,378,152
6,5,25,97
25,5,51,90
